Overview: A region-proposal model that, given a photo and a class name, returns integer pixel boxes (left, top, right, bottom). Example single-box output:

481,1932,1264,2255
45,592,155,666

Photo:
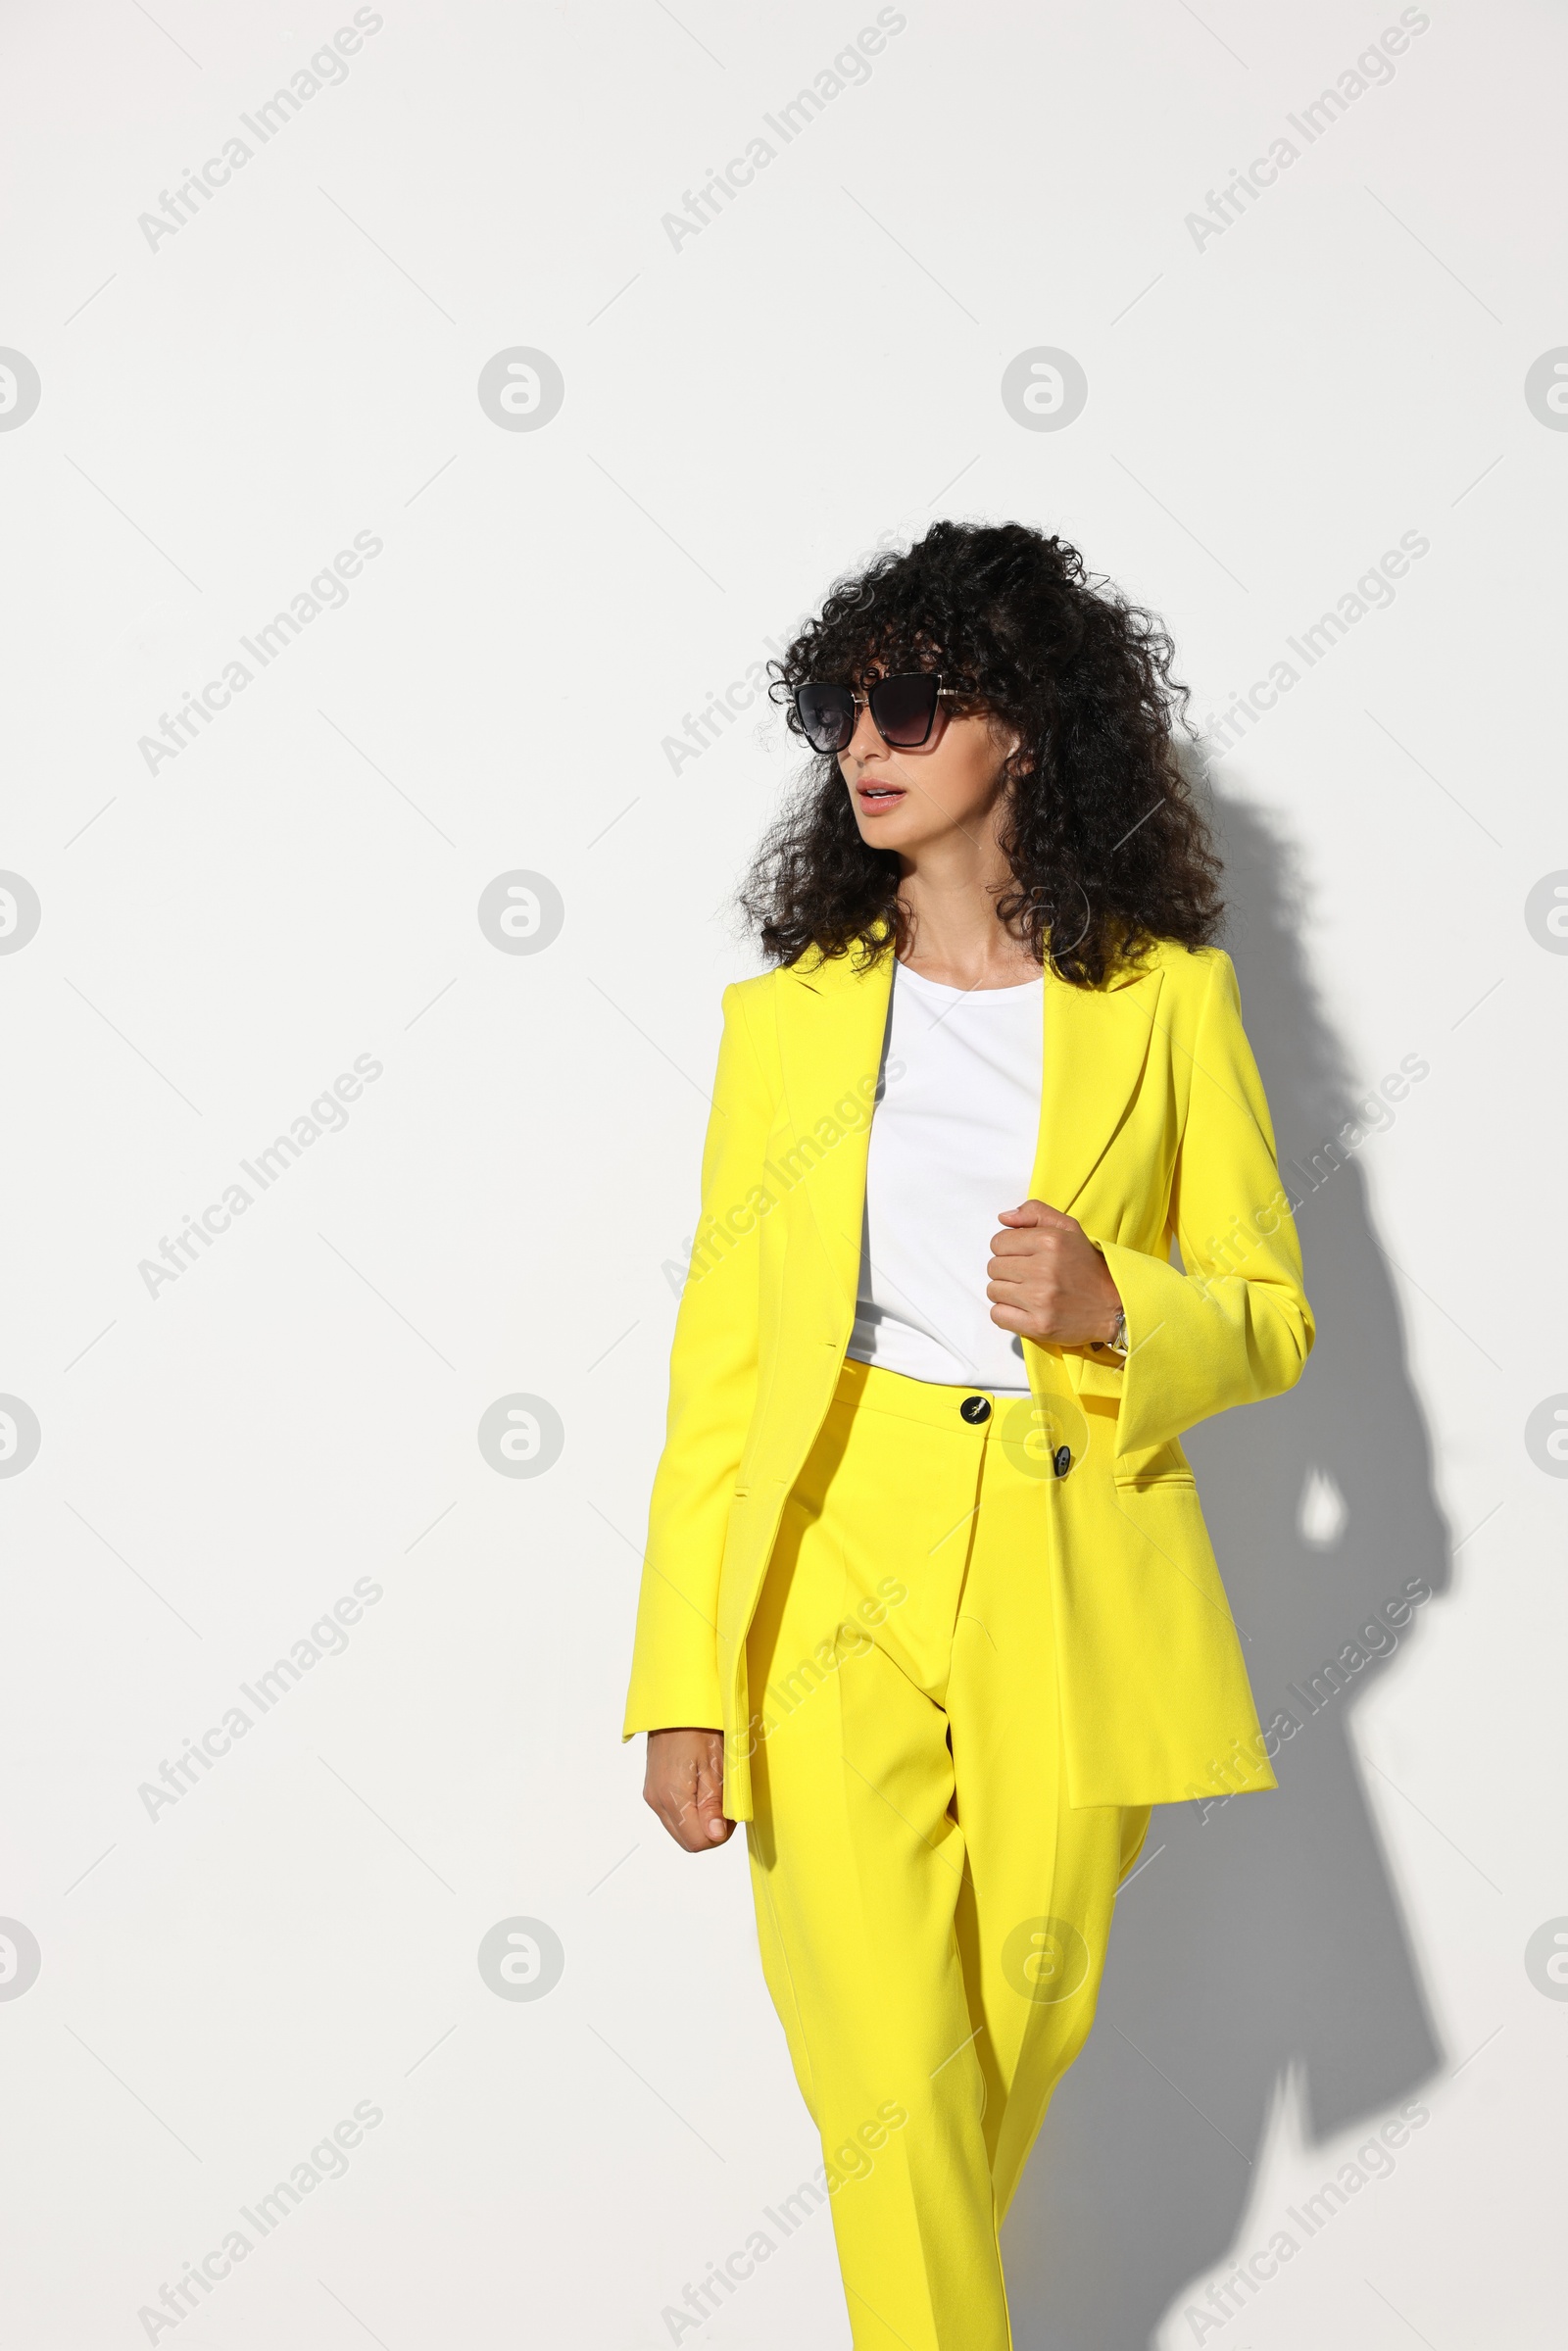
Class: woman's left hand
987,1199,1123,1348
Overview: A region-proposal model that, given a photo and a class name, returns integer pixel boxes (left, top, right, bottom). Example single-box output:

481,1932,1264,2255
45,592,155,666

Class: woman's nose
845,699,887,760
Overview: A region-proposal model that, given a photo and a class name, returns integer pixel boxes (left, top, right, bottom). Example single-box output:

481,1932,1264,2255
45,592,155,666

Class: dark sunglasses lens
796,682,856,753
868,672,940,747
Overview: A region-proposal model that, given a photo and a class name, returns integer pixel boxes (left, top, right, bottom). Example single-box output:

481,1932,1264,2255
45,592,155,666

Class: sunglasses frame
793,672,959,755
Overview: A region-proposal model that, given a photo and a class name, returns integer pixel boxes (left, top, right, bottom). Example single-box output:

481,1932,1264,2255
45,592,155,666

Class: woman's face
837,674,1020,855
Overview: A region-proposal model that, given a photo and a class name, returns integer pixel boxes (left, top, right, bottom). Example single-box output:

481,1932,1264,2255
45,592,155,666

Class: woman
622,520,1313,2349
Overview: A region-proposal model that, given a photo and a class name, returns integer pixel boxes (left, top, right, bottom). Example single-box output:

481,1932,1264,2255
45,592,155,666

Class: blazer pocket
1112,1435,1197,1491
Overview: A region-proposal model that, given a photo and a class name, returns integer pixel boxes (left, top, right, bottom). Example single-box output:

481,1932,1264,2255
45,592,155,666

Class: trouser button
959,1395,992,1424
1053,1445,1072,1477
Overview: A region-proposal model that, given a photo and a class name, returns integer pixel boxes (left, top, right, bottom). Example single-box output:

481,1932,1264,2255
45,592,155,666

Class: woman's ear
988,716,1023,766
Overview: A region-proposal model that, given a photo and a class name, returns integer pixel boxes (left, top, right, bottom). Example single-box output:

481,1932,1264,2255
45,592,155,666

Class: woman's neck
895,836,1040,992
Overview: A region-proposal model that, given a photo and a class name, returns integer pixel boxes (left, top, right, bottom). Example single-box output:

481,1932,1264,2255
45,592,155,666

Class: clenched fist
987,1199,1123,1349
644,1727,735,1851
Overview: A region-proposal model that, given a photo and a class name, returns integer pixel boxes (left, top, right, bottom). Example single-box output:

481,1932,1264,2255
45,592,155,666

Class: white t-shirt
846,958,1045,1394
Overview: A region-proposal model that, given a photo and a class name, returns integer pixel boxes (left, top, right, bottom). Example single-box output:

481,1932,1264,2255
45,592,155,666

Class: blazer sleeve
1096,950,1314,1472
622,982,772,1738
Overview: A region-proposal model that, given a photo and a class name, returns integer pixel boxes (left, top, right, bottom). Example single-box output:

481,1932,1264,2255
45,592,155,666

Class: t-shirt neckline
894,959,1044,1002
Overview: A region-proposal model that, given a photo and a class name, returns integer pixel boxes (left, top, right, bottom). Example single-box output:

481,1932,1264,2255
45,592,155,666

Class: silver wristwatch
1104,1308,1129,1357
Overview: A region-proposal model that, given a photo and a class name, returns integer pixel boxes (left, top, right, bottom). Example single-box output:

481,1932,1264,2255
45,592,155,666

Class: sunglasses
793,672,957,756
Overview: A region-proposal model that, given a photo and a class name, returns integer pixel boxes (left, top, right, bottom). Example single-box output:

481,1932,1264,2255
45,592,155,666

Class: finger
669,1767,705,1841
652,1798,691,1849
679,1807,717,1851
988,1230,1043,1262
693,1751,734,1845
652,1761,708,1851
666,1759,726,1851
648,1781,691,1846
669,1806,709,1853
990,1239,1057,1277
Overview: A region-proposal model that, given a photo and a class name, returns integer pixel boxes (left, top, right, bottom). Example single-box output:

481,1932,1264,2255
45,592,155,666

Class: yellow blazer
622,938,1314,1819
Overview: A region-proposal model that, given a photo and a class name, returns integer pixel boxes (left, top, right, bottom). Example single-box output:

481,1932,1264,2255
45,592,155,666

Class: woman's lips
857,783,906,813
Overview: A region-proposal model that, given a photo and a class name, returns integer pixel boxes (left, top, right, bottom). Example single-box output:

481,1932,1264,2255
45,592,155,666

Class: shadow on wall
1004,784,1450,2349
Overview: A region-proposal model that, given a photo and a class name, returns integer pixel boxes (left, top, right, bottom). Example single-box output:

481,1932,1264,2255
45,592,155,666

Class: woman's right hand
643,1727,734,1851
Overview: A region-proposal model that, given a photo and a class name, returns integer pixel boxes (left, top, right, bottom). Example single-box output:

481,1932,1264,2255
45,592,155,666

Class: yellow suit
625,936,1313,2347
623,937,1314,1815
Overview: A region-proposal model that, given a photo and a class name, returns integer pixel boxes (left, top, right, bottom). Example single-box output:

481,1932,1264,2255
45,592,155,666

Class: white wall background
2,1,1564,2344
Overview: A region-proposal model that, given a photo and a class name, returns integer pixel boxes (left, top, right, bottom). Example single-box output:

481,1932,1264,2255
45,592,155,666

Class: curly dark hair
739,518,1223,988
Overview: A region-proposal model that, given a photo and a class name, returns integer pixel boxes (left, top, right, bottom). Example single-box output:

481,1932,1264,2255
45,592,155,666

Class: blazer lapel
1029,957,1165,1215
773,946,896,1319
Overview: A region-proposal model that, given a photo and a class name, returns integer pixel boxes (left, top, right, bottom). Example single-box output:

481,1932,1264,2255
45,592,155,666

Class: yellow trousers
744,1355,1150,2350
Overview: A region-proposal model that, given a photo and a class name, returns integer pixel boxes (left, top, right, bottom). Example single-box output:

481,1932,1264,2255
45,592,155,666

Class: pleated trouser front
744,1354,1151,2351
